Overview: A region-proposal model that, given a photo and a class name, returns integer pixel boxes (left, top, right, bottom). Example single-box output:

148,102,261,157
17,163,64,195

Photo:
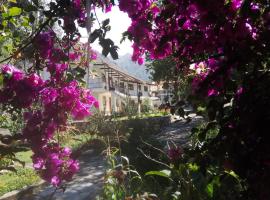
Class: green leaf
29,13,35,23
226,170,240,180
22,16,30,27
8,7,22,17
206,182,214,198
0,74,4,88
24,4,38,12
145,170,171,178
90,29,102,43
188,163,199,171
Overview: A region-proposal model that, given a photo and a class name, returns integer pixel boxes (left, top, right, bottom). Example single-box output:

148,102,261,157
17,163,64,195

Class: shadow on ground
18,149,105,200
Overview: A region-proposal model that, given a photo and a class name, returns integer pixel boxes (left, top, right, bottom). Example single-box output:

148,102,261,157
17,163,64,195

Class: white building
87,55,160,115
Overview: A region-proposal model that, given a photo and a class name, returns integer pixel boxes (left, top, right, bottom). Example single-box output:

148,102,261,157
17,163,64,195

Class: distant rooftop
94,52,152,84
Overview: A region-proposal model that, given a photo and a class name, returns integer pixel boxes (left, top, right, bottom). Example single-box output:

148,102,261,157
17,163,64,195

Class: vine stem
137,148,171,169
86,0,92,87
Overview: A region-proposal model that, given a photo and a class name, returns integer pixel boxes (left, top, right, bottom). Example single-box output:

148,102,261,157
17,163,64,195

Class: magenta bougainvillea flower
168,146,183,162
0,33,97,186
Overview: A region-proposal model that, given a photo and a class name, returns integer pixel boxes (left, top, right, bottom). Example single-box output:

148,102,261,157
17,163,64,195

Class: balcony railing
88,78,105,89
88,79,151,98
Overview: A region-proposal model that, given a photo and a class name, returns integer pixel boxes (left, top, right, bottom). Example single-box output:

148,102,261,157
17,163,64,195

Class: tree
147,56,193,103
118,0,270,199
0,0,116,187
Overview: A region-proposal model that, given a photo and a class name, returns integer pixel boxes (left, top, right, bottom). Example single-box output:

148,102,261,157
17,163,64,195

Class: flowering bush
0,60,98,186
117,0,270,199
0,0,122,187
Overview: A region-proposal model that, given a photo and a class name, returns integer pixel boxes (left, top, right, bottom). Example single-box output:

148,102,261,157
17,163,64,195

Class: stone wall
71,116,172,134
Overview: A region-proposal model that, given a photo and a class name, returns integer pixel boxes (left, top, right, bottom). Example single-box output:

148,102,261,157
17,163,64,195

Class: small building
87,55,160,115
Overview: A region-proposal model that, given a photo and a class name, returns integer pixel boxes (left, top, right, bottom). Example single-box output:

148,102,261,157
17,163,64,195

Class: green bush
141,98,152,114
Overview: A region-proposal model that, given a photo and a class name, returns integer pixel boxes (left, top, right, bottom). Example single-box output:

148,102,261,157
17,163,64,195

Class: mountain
110,54,151,81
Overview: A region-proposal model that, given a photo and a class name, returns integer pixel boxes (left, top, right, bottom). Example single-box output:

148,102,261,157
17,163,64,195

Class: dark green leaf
102,19,110,28
90,29,102,43
102,48,110,57
206,182,214,198
0,74,4,87
110,46,119,60
29,13,35,23
145,170,171,178
24,4,38,12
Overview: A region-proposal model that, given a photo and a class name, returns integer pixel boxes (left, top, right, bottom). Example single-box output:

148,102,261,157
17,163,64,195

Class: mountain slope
110,54,151,81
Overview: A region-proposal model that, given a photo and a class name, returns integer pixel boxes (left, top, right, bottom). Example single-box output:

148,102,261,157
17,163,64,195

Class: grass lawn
15,150,33,165
62,133,95,150
0,167,40,196
113,111,169,121
0,133,95,197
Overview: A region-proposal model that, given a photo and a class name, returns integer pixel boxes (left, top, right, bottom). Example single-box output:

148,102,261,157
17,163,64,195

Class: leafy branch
0,16,53,64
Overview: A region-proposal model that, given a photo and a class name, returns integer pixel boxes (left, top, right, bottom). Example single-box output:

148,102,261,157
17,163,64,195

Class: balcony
109,86,115,91
88,78,106,91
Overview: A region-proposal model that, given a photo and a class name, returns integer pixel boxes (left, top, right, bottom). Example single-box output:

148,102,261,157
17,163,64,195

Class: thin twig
140,137,168,157
137,148,170,169
0,17,53,64
93,7,102,29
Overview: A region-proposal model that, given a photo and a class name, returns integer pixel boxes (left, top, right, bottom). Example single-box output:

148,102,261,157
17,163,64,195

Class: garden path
154,115,204,147
15,115,202,200
21,149,105,200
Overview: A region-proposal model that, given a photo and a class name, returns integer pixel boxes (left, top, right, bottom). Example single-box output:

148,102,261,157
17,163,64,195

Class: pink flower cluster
120,0,259,61
23,110,80,185
168,146,183,163
0,65,43,108
190,58,225,96
70,43,98,65
118,0,262,95
0,63,98,186
0,0,112,187
1,28,99,187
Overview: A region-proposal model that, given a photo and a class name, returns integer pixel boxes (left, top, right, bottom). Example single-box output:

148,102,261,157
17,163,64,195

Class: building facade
87,55,160,115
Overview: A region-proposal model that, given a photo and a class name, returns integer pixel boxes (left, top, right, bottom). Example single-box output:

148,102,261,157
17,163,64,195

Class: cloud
79,6,133,56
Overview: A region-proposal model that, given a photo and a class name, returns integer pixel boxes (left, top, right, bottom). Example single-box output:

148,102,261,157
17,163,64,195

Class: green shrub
141,98,152,114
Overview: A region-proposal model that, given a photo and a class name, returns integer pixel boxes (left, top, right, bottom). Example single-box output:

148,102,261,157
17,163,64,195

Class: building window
144,86,148,92
101,74,106,82
138,84,141,90
128,84,134,90
120,82,124,88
